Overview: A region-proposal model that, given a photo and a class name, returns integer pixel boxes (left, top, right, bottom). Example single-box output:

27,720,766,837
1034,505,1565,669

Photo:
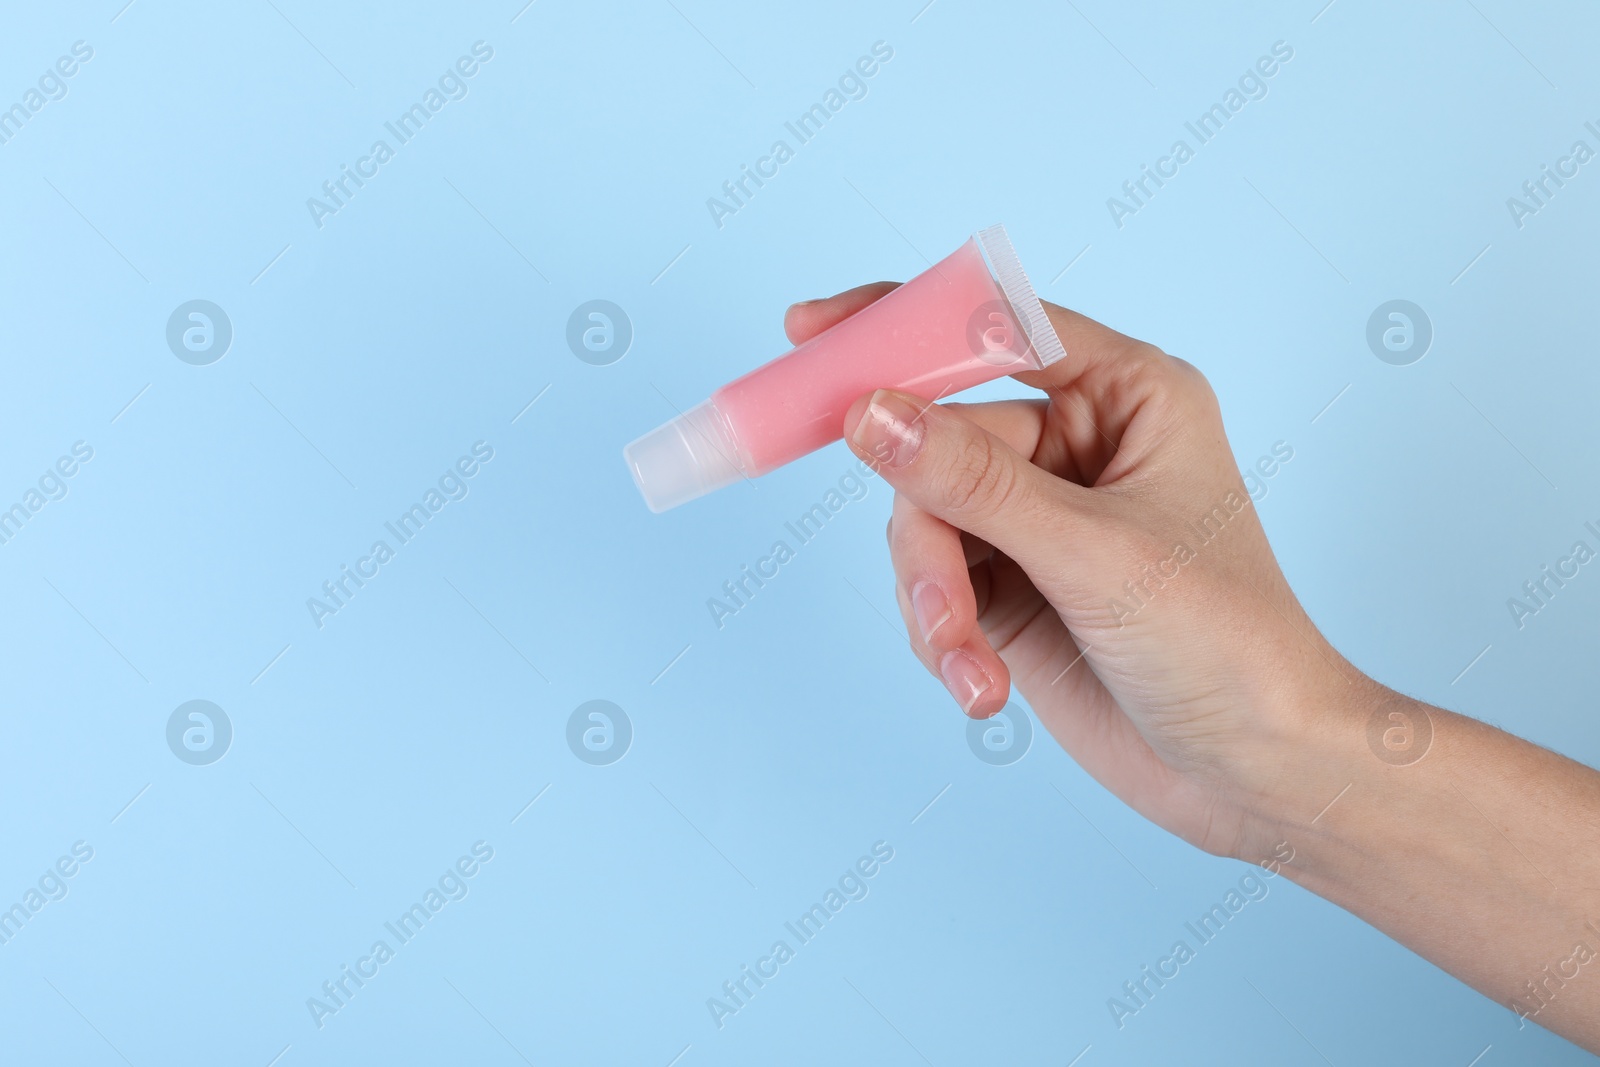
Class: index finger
1012,301,1174,393
784,281,900,346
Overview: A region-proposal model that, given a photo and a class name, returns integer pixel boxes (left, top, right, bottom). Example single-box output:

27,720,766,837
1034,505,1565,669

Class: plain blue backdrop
1,0,1597,1063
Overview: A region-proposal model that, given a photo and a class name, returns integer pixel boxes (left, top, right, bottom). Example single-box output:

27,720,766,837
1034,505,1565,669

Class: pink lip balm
625,224,1067,512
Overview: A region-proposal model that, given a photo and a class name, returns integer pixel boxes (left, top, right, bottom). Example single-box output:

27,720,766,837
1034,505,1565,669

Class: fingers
789,289,1202,422
784,287,1142,375
784,282,900,346
1012,300,1171,391
887,498,1011,718
1042,301,1153,370
1014,302,1217,477
847,390,1091,585
893,579,1011,719
888,497,969,653
935,641,1010,718
873,400,1060,720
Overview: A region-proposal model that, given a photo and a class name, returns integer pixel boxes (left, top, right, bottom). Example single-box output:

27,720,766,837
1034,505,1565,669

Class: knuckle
1128,339,1170,365
1117,345,1171,397
942,432,1019,517
1121,344,1222,422
1168,354,1219,406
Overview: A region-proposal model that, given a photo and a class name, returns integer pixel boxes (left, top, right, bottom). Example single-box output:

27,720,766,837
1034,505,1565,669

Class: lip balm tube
625,224,1067,512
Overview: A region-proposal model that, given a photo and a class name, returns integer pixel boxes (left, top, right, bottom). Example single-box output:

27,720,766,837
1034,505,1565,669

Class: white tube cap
624,400,745,513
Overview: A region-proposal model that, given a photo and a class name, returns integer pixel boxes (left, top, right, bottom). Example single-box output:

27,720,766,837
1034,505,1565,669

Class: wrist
1232,679,1498,910
1222,670,1396,868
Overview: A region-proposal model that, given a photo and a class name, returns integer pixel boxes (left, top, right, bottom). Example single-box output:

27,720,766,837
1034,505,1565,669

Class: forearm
1251,681,1600,1050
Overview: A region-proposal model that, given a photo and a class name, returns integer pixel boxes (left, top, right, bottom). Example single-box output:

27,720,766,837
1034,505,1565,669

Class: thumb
843,389,1087,579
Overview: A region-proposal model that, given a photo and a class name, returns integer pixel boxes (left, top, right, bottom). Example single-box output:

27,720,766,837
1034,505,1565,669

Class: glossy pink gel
625,225,1066,512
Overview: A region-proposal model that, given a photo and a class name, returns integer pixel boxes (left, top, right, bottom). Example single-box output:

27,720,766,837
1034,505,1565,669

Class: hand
787,284,1368,862
787,285,1600,1054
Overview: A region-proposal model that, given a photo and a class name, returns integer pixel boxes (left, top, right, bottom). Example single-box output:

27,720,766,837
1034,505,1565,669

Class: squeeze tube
625,224,1067,512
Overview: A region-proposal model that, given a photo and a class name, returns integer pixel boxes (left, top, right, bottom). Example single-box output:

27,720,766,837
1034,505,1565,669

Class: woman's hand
789,283,1361,862
789,286,1600,1054
784,279,1600,1055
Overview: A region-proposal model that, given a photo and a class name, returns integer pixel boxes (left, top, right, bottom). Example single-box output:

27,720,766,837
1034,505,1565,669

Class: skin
785,284,1600,1053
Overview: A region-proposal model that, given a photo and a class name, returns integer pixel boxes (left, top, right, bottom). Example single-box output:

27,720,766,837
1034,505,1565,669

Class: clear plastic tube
626,225,1066,512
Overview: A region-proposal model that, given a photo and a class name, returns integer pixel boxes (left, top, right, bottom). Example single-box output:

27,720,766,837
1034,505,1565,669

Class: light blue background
1,0,1596,1063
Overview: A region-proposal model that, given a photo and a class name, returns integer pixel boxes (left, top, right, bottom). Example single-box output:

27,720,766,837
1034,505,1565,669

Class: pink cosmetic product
625,224,1068,512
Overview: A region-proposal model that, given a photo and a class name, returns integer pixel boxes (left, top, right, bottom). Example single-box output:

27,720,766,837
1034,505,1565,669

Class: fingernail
910,581,952,644
791,298,821,308
938,650,993,715
849,390,925,468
